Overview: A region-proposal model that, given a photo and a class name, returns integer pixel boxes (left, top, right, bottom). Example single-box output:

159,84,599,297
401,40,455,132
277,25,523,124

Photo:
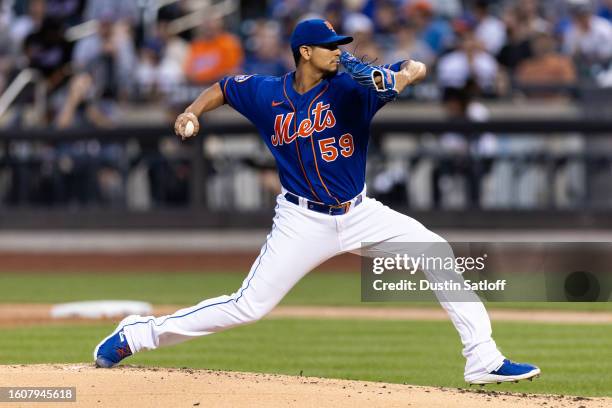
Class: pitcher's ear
300,45,312,61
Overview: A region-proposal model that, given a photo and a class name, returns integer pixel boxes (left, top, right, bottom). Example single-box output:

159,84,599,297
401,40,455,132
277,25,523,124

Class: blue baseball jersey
219,61,404,205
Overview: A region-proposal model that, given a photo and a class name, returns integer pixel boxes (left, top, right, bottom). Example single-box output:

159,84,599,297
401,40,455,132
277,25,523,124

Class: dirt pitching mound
0,365,608,408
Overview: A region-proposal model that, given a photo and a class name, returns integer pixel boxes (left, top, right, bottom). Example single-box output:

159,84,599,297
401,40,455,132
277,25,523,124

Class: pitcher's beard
323,69,338,79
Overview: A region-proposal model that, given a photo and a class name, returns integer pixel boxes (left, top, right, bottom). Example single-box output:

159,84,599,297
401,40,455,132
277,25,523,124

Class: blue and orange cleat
93,316,136,368
468,359,541,385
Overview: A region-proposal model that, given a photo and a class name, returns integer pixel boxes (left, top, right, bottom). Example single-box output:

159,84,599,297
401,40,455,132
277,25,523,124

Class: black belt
284,191,363,215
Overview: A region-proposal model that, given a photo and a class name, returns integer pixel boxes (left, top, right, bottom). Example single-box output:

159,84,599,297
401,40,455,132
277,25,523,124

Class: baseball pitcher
94,19,539,385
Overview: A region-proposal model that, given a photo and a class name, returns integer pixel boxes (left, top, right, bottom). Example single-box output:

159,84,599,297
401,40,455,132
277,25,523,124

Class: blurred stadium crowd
1,0,612,128
0,0,611,213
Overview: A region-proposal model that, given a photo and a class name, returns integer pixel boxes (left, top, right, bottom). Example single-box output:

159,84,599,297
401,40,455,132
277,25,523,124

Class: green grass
1,271,611,311
0,319,610,397
0,272,357,305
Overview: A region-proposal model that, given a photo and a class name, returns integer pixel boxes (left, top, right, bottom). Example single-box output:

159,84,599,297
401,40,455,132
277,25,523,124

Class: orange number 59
318,134,354,162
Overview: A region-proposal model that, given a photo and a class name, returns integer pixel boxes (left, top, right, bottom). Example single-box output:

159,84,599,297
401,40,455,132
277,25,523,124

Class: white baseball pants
123,193,504,381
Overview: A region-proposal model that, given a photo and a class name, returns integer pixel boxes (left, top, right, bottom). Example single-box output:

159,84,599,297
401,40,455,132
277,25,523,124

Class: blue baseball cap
290,19,352,52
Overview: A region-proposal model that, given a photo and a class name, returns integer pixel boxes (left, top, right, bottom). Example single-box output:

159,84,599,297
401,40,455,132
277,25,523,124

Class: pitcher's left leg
339,197,509,382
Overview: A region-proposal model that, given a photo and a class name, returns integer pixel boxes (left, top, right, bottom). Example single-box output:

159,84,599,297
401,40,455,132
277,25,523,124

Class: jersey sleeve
381,60,406,72
219,74,266,123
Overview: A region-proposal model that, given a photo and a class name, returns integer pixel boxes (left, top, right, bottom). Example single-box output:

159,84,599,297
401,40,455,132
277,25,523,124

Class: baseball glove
339,51,399,102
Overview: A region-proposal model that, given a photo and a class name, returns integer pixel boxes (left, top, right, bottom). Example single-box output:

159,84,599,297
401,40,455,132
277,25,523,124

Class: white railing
167,0,238,35
65,19,100,42
0,69,46,124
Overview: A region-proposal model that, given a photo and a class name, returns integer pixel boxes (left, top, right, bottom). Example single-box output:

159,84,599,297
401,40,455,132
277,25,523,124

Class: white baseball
184,121,195,137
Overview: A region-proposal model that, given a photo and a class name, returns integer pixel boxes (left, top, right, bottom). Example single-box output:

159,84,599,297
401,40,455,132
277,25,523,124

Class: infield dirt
0,364,610,408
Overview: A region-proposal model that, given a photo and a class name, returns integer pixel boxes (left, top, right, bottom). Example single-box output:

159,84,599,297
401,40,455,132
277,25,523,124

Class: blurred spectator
147,18,188,94
54,72,107,128
72,17,136,99
184,17,244,84
437,30,499,97
373,0,399,36
344,11,374,43
563,0,612,74
514,0,552,36
134,39,164,99
403,0,454,55
243,20,288,76
23,17,73,107
515,32,576,97
61,17,136,127
45,0,86,27
10,0,46,53
343,12,382,62
497,6,532,74
384,23,435,68
366,1,403,61
472,0,506,55
133,16,189,99
56,11,135,205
